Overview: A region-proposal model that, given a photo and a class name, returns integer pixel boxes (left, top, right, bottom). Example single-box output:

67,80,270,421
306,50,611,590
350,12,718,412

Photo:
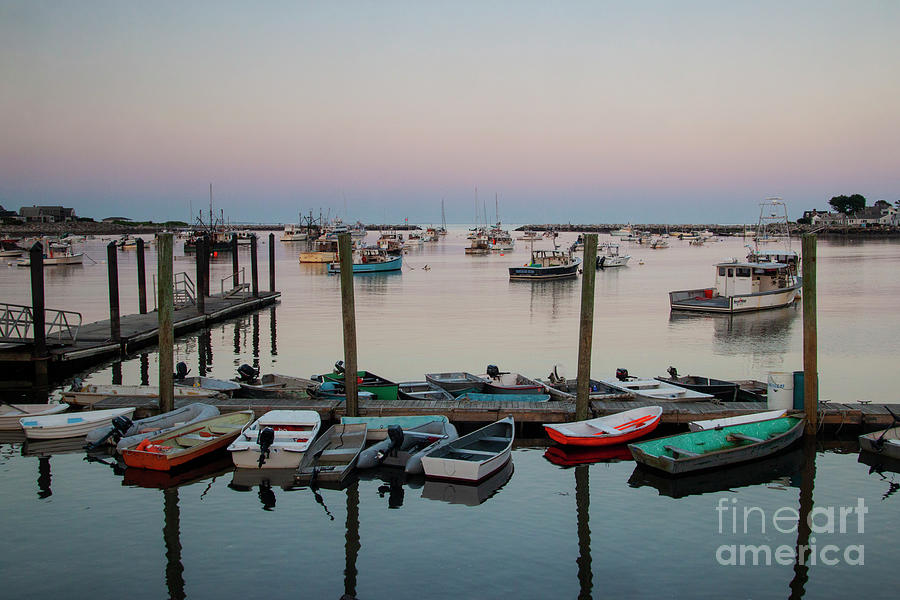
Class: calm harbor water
1,229,899,598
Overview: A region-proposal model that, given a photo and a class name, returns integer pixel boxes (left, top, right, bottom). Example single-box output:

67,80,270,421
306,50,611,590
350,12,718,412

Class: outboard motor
615,368,630,382
69,377,84,392
667,366,678,379
257,426,275,468
386,425,404,457
334,360,346,374
174,362,189,380
486,364,501,379
111,415,133,438
237,363,259,383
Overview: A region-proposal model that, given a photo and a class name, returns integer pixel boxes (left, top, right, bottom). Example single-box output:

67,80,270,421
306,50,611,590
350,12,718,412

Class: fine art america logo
715,497,866,566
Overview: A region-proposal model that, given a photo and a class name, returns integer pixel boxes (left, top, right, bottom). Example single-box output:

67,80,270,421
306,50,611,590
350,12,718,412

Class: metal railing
221,267,249,298
152,272,197,310
0,303,82,342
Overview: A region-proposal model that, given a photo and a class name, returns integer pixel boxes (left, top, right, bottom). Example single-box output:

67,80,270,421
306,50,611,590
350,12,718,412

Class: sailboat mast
209,183,213,228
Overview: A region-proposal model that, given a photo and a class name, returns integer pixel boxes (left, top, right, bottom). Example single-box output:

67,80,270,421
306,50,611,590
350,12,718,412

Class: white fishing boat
62,383,223,407
0,403,68,430
421,416,514,482
280,223,307,242
688,409,788,432
17,243,84,266
601,370,714,402
596,243,630,268
668,258,801,313
228,410,322,469
21,407,136,440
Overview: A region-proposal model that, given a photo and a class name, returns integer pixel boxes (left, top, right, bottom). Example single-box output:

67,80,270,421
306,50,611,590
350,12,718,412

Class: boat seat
447,448,496,456
726,433,764,444
481,436,509,443
663,445,699,458
174,434,212,447
208,424,243,434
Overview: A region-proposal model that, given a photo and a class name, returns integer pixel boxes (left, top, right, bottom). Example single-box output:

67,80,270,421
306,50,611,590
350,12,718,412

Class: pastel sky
2,1,898,225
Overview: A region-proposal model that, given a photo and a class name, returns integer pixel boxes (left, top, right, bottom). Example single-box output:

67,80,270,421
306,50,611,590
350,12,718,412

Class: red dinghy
543,406,662,447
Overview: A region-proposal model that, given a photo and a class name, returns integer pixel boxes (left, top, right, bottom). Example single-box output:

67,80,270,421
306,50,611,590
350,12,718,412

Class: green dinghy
628,416,805,475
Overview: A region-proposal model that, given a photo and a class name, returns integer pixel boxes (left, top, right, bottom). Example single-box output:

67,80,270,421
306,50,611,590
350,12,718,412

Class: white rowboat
21,407,136,440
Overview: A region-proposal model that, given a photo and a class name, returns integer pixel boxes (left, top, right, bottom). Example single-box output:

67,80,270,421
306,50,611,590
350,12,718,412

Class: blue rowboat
327,249,402,274
459,392,550,403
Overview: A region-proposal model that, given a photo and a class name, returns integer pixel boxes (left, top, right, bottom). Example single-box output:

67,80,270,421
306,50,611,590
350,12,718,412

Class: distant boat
628,416,805,475
596,243,630,268
544,406,662,447
280,223,308,242
295,423,368,486
120,410,254,471
17,243,83,266
228,410,322,469
509,250,581,280
21,407,136,440
327,248,402,274
421,416,514,483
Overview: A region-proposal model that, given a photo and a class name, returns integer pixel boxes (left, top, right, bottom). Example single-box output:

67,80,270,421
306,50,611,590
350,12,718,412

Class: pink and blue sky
1,1,898,224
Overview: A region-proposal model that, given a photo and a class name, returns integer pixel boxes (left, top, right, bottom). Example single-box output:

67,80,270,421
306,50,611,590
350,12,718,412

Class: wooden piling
158,233,175,412
232,233,239,288
269,232,276,292
801,234,818,435
575,234,598,420
250,234,259,298
195,237,205,313
107,241,121,340
136,237,147,314
338,233,358,417
29,242,48,397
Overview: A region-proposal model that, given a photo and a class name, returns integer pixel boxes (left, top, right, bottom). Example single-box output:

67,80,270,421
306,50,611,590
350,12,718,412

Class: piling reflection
198,329,213,376
112,360,123,386
163,488,185,600
344,480,360,599
37,456,51,499
575,464,592,600
228,468,296,510
140,353,150,386
269,306,278,356
252,313,260,372
357,468,417,509
788,436,817,600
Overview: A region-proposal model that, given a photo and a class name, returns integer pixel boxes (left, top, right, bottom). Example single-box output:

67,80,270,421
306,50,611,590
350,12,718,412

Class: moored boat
319,365,400,400
357,420,459,474
295,423,368,486
342,415,452,441
655,367,739,402
628,416,805,474
62,383,223,407
21,407,136,440
477,365,547,394
234,370,316,399
543,406,662,447
327,248,402,274
424,372,489,397
397,381,456,401
858,410,900,460
458,392,550,402
421,416,514,482
228,410,322,469
85,402,221,451
601,370,714,402
509,250,581,280
175,376,242,395
688,409,787,432
120,410,254,471
0,403,68,430
596,243,630,268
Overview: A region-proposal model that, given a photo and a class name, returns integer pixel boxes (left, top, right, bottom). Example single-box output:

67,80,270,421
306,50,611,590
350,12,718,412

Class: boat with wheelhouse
669,258,801,314
509,250,581,280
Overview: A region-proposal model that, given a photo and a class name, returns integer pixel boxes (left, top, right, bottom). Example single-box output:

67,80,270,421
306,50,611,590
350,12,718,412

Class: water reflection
519,278,577,321
544,444,632,467
668,305,800,356
122,455,234,490
37,456,51,499
344,480,360,599
229,468,296,510
857,452,900,501
789,436,817,600
357,468,420,509
420,460,514,506
163,488,185,600
575,464,592,600
197,329,213,376
269,306,278,357
140,353,150,386
112,360,123,385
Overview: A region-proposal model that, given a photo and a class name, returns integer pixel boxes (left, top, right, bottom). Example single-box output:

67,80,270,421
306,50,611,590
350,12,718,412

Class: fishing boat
601,370,714,402
688,409,788,432
543,406,662,446
465,232,490,255
298,237,340,263
62,383,223,407
0,403,68,430
516,231,542,242
326,247,402,274
295,423,368,485
227,410,322,469
357,420,459,474
17,243,84,266
421,459,514,506
649,237,669,249
509,250,581,280
397,381,456,401
85,402,220,451
0,239,24,257
628,416,805,474
424,372,489,397
280,223,308,242
420,416,514,482
376,231,404,253
596,243,630,268
120,410,254,471
654,367,739,402
21,407,136,440
477,365,547,394
669,258,801,314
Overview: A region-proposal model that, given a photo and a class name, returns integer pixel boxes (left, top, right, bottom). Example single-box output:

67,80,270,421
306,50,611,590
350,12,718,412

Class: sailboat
438,199,448,236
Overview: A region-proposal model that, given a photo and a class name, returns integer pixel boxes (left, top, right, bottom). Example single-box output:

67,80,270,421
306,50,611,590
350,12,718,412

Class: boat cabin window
718,267,726,276
736,267,751,277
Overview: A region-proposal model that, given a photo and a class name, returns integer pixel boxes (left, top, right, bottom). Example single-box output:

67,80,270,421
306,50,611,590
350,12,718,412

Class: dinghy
601,370,714,402
655,367,739,402
688,409,787,432
120,410,254,471
84,403,220,451
341,415,451,441
397,381,455,401
859,408,900,460
424,372,488,397
63,383,222,407
357,420,459,474
295,423,368,486
0,403,68,430
21,407,136,440
421,459,514,506
477,365,546,395
174,376,241,395
228,410,322,469
421,416,514,482
236,373,316,399
628,416,805,475
543,406,662,446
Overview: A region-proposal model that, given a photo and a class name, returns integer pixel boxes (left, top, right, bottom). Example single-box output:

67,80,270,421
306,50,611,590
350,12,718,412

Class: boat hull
655,376,739,402
544,407,662,447
421,417,514,483
859,427,900,460
21,407,135,439
0,403,68,430
228,410,321,469
326,255,402,273
669,284,801,314
509,262,580,280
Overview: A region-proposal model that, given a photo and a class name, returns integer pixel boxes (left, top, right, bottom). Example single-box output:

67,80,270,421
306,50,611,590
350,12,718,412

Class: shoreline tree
829,194,866,216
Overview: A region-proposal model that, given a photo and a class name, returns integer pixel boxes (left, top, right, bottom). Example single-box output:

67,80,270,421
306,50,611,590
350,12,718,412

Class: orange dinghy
121,410,254,471
543,406,662,447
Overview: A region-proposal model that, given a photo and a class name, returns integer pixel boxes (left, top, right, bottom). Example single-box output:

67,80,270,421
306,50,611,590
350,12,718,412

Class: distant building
807,211,846,226
849,202,895,227
802,209,829,223
19,205,76,223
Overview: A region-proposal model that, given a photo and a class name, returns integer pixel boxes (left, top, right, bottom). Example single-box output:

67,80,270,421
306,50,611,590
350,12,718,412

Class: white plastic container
767,372,794,410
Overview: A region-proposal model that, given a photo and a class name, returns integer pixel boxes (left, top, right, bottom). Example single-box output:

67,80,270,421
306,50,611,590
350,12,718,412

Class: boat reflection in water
421,459,514,506
627,446,804,499
357,468,426,509
669,305,800,356
122,454,235,490
543,444,633,467
858,452,900,502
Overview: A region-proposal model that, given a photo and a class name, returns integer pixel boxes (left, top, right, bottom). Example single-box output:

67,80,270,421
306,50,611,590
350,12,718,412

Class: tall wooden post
801,234,818,435
250,234,259,298
136,237,147,314
203,236,211,297
231,233,239,288
575,234,598,420
107,241,121,340
338,233,358,416
158,233,174,412
29,243,48,397
195,237,205,313
268,232,276,292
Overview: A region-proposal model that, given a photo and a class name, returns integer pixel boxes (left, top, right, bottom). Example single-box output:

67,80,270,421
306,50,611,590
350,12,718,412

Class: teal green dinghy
628,416,805,475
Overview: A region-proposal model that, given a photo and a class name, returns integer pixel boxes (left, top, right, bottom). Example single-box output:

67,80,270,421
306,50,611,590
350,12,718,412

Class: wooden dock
88,394,900,432
0,291,280,377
